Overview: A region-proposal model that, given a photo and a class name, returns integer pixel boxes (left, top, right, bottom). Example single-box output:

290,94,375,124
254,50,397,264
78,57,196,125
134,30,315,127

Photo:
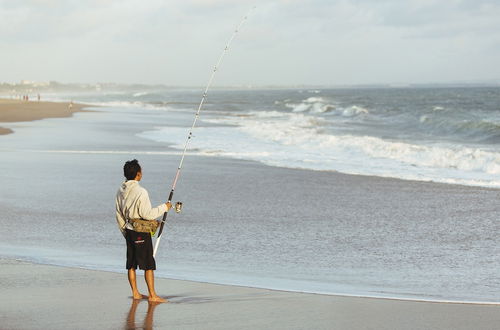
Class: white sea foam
139,110,500,188
246,110,286,118
83,100,179,112
90,101,146,108
132,91,150,97
304,96,324,103
285,96,336,113
342,105,369,116
284,97,368,117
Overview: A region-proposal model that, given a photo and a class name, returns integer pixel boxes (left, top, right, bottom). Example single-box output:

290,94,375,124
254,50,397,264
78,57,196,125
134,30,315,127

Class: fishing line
153,7,254,257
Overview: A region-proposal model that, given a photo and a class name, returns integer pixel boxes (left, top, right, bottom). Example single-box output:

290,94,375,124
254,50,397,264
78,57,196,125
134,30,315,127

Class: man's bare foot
148,295,168,303
132,293,148,300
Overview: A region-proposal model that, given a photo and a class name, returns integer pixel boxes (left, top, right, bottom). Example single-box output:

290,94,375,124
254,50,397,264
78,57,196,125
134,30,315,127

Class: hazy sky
1,0,500,86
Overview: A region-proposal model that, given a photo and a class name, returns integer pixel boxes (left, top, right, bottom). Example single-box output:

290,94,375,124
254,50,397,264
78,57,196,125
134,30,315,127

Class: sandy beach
0,98,87,135
1,258,499,330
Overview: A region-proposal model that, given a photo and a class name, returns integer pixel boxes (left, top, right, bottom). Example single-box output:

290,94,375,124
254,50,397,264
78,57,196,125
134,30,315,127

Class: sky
1,0,500,86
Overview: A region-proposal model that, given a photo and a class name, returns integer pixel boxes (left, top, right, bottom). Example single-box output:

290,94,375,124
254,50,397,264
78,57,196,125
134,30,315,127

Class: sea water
0,87,499,303
47,87,500,188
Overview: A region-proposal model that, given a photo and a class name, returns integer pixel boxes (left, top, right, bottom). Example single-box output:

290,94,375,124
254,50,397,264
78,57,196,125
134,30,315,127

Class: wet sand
0,258,499,330
0,98,87,135
0,126,13,134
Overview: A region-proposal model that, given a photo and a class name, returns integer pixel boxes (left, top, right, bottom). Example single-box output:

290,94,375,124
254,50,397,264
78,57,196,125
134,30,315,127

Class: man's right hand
166,201,172,211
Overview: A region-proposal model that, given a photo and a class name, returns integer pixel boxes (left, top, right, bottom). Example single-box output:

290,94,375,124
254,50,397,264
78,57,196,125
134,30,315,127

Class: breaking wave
38,86,500,188
132,91,151,97
285,96,335,113
139,110,500,188
283,96,368,117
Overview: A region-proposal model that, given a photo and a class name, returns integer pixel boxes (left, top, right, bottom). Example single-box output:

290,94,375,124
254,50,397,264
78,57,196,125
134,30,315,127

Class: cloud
0,0,499,85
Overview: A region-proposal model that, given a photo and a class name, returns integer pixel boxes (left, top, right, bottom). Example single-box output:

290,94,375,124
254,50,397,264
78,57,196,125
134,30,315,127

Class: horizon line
1,80,500,90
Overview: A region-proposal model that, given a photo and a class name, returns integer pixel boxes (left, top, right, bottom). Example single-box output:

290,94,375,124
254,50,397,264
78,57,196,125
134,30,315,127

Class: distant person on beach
68,101,73,110
115,159,171,303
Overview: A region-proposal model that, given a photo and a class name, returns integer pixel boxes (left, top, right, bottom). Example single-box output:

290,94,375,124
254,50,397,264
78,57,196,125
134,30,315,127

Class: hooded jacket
115,180,167,237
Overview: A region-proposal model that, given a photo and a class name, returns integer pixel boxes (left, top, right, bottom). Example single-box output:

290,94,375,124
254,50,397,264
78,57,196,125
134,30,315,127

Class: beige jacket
115,180,167,237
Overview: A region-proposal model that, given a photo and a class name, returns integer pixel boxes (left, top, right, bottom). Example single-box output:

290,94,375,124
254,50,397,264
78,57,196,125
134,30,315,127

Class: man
115,159,171,303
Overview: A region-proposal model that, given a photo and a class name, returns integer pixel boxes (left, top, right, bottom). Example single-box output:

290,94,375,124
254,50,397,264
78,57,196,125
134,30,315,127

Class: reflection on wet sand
125,299,161,330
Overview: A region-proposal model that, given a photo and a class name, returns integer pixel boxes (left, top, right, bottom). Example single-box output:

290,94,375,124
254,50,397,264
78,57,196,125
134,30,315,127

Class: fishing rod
153,8,254,257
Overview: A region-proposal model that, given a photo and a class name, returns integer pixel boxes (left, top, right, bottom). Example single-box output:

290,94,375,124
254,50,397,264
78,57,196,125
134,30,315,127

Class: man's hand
165,201,172,211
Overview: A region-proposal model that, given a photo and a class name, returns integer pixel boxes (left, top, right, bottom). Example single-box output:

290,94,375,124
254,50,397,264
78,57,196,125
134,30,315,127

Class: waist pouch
129,219,160,234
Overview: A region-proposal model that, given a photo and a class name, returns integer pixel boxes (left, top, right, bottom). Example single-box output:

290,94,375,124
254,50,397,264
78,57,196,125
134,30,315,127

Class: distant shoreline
0,98,90,135
1,81,499,93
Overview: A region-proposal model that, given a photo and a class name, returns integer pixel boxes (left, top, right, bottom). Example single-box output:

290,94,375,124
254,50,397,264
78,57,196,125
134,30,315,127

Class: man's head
123,159,142,181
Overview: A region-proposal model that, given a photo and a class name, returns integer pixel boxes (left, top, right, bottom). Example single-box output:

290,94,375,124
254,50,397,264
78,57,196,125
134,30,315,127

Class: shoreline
4,250,499,306
22,148,500,191
0,98,90,135
1,257,499,329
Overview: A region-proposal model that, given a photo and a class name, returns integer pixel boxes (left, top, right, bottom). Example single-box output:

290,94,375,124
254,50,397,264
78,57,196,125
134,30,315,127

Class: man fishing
115,159,171,303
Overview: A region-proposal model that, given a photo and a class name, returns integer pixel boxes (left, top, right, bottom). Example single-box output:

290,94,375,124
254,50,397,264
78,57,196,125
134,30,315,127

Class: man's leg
128,268,146,299
126,229,147,300
145,270,167,303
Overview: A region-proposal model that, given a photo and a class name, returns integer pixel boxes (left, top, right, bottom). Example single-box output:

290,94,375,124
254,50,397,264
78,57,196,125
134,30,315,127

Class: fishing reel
174,201,183,213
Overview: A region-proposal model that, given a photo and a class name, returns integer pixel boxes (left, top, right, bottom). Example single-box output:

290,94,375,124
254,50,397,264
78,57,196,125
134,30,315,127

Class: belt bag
129,219,160,234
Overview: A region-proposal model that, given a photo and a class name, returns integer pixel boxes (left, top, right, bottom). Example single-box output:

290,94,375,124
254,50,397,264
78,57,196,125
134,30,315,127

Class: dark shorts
126,229,156,270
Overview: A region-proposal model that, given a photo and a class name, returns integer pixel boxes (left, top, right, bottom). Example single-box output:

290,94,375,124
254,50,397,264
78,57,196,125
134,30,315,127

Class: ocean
1,86,499,303
48,86,500,187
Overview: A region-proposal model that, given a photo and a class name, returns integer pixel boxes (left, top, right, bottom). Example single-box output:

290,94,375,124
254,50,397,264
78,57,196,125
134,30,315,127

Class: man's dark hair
124,159,141,180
